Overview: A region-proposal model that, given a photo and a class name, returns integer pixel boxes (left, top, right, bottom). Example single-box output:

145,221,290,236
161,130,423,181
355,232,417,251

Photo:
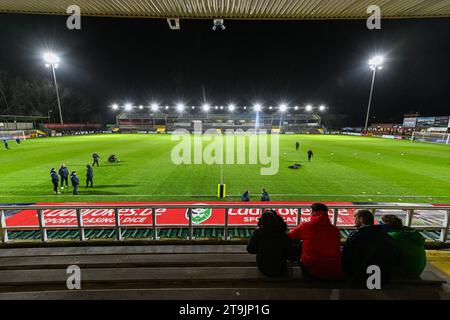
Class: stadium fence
1,203,449,244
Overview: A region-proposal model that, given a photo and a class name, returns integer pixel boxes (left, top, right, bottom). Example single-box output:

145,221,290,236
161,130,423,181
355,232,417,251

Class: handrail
1,204,449,210
0,204,449,244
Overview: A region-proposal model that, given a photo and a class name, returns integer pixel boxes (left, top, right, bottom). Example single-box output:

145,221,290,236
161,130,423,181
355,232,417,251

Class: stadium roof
1,0,450,20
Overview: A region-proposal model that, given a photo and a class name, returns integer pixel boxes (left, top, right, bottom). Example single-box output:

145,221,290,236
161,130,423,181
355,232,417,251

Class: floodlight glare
150,103,159,111
305,105,313,112
279,104,287,112
228,104,235,112
43,52,60,67
176,103,185,112
124,103,133,111
202,104,210,112
319,105,326,111
139,105,143,110
294,106,299,110
369,55,384,70
111,104,119,110
253,104,262,112
165,106,169,110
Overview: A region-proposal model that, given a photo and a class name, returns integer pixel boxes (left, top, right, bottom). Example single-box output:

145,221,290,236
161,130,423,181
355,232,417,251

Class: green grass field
0,134,449,204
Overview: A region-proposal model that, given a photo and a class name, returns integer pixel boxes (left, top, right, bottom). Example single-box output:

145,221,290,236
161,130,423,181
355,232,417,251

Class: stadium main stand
115,109,324,134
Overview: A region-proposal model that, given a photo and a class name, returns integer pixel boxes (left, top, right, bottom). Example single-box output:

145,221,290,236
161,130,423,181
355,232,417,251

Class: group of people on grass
50,163,94,195
2,138,21,150
241,188,270,202
49,153,100,195
247,203,426,285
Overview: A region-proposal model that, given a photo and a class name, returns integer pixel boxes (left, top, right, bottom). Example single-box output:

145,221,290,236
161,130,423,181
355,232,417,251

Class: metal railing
0,203,449,243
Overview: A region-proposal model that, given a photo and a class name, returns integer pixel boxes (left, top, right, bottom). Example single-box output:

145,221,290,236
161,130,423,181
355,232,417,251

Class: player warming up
295,141,300,151
307,149,314,162
3,139,8,150
92,152,100,166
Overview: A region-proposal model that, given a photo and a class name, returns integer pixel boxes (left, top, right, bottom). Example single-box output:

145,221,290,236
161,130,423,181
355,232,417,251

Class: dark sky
0,13,449,125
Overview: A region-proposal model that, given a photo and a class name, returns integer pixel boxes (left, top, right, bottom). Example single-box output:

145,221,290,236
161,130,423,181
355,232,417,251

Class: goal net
411,131,450,144
0,130,27,141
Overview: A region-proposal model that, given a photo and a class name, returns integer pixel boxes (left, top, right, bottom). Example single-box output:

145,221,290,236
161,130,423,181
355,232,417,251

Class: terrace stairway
0,244,447,300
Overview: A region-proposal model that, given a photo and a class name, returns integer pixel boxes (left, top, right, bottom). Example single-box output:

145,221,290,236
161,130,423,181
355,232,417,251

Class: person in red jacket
288,203,342,279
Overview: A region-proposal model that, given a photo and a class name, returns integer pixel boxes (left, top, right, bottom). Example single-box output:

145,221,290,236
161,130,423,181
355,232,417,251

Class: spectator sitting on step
288,203,342,279
380,215,426,279
342,209,401,285
247,209,294,277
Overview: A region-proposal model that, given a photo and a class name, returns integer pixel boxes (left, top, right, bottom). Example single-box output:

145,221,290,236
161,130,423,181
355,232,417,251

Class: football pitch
0,134,449,204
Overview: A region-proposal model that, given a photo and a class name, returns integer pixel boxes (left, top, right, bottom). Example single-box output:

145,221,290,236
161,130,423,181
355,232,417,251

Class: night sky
0,13,449,125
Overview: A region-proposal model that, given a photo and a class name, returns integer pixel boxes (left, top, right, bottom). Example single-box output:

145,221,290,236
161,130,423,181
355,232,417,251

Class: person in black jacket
342,209,400,285
241,190,250,202
58,164,69,189
92,152,100,166
261,188,270,201
247,209,294,277
86,165,94,187
70,171,80,195
50,168,60,194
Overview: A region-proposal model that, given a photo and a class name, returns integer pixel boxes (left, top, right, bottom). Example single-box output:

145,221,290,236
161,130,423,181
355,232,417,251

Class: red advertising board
5,202,357,228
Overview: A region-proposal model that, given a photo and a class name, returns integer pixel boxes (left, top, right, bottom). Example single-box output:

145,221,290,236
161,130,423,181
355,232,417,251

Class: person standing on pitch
307,149,314,162
241,190,250,202
261,188,270,201
3,140,8,150
92,152,100,167
70,171,80,195
295,141,300,151
58,164,69,189
50,168,60,194
86,165,94,187
15,137,21,144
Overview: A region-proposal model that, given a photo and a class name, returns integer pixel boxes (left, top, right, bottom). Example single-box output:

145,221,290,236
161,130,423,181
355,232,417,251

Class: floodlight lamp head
43,52,60,66
279,104,288,112
253,104,262,112
369,55,384,69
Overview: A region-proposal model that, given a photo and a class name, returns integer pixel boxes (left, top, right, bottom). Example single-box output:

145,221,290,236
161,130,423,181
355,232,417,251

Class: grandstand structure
116,108,323,133
1,0,450,20
2,0,450,301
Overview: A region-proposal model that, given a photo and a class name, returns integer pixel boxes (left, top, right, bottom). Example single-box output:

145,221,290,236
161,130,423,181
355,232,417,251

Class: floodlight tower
253,103,262,131
365,55,384,132
279,104,287,130
43,52,63,124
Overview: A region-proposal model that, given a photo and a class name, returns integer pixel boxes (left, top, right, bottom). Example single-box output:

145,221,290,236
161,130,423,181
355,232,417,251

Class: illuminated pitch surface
0,134,449,203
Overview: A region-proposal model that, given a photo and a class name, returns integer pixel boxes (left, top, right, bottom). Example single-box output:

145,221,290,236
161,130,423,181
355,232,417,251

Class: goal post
0,130,26,141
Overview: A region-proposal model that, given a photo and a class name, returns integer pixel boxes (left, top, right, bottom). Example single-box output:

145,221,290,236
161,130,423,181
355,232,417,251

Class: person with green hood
381,215,426,279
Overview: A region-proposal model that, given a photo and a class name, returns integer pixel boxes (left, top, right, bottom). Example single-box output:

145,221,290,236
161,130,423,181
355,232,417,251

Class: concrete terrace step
0,253,256,269
0,244,247,257
0,244,447,300
0,287,443,300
